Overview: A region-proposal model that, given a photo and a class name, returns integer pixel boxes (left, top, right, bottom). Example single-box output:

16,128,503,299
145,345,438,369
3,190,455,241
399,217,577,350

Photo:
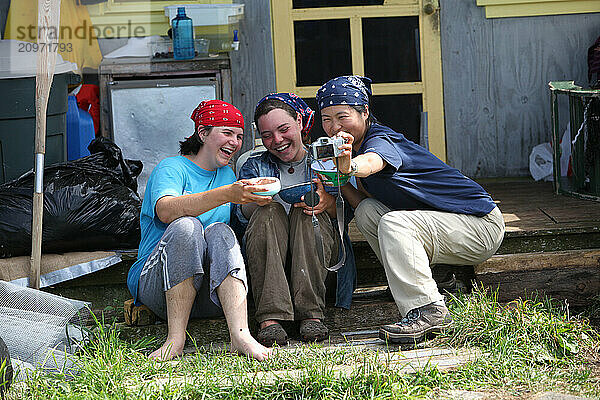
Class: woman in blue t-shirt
316,76,505,345
127,100,272,361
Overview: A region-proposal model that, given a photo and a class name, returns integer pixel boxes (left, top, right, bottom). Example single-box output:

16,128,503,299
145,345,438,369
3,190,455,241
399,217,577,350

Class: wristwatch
349,159,358,176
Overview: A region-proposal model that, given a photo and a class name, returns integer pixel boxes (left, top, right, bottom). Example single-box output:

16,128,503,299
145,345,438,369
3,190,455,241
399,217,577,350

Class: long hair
179,126,213,155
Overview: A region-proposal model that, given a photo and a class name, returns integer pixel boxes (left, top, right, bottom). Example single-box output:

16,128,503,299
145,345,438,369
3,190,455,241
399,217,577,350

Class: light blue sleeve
147,164,185,219
234,159,257,226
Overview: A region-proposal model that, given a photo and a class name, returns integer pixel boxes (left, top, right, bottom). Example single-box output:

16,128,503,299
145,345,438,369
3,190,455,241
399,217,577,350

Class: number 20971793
18,42,73,53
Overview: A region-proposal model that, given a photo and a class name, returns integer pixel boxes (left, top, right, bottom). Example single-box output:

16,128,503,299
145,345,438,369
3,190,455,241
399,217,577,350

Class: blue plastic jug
66,96,95,161
172,7,195,60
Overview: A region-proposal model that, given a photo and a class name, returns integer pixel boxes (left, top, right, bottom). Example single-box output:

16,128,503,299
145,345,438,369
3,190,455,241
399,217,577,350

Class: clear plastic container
149,37,209,59
164,4,244,26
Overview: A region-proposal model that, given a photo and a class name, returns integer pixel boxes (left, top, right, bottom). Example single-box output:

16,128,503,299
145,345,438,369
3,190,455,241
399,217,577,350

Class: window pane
294,20,352,86
302,97,327,143
304,95,423,147
363,17,421,83
293,0,383,8
371,94,422,145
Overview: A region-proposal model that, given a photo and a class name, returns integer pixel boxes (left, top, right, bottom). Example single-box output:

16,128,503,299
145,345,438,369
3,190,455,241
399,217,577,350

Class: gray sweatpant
138,217,247,321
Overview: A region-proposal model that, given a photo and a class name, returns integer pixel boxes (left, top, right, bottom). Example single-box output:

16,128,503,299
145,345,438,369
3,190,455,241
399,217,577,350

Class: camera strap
310,165,346,272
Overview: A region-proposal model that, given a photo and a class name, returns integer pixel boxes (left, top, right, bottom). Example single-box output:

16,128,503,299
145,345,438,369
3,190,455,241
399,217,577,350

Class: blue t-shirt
127,156,236,302
358,123,496,216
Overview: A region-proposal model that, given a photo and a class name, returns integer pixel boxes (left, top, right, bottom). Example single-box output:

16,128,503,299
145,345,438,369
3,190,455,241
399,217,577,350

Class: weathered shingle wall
441,0,600,178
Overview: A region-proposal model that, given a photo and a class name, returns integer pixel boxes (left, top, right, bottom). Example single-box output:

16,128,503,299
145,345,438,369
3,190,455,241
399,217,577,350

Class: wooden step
475,249,600,306
115,292,400,346
128,347,484,391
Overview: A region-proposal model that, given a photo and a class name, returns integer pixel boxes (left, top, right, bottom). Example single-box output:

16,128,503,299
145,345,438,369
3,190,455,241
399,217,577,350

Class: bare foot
148,339,184,361
230,328,272,361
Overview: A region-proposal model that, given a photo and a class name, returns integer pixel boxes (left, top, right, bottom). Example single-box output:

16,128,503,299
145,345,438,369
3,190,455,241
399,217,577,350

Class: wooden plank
271,0,295,92
130,347,482,390
478,0,574,5
420,0,446,162
498,229,600,254
291,5,419,20
349,181,600,239
32,0,62,289
541,205,600,224
293,82,423,98
475,249,600,274
229,0,276,154
484,1,600,18
349,16,364,76
476,266,600,306
475,249,600,306
0,251,118,284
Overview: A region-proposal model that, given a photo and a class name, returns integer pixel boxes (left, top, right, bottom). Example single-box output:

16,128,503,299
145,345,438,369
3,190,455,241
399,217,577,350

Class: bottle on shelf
172,7,195,60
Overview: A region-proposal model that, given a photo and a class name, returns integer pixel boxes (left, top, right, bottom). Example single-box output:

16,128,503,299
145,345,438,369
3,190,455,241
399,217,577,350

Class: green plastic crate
0,72,79,184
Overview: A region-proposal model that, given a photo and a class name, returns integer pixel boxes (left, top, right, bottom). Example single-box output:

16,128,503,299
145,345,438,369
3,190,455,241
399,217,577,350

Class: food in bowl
247,177,281,196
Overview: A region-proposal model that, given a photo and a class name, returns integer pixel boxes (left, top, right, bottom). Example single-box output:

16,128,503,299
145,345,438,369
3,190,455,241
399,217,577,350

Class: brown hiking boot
299,319,329,342
379,303,453,345
257,323,289,347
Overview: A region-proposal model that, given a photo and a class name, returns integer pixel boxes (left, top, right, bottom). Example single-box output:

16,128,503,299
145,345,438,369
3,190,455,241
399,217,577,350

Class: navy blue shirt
357,123,496,217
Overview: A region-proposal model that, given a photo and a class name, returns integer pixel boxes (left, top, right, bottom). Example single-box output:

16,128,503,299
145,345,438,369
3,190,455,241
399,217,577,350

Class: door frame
270,0,446,161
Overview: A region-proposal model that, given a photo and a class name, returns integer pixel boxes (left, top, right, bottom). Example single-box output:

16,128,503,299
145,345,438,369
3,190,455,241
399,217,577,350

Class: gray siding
0,0,10,39
441,0,600,178
230,0,276,154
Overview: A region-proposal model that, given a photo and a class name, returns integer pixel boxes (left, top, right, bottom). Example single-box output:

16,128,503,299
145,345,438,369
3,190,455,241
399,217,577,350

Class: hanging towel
4,0,103,71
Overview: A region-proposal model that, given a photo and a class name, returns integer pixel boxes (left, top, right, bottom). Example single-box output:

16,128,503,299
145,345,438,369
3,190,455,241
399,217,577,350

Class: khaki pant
245,203,338,323
355,198,505,316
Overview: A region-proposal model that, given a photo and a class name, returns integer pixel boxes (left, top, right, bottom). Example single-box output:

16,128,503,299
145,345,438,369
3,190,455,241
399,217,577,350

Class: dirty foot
230,329,272,361
148,339,184,361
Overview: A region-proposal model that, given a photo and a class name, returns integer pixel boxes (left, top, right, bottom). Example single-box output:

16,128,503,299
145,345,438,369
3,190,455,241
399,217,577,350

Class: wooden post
31,0,62,289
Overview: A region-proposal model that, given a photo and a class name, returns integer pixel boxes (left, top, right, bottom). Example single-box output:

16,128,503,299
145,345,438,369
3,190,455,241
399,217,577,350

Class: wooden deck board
484,181,600,233
348,181,600,242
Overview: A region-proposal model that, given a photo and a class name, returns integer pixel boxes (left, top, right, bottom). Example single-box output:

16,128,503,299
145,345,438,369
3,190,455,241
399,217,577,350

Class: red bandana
190,100,244,132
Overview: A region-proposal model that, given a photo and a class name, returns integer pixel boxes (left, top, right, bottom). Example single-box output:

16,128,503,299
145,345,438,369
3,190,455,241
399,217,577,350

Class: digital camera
310,136,345,160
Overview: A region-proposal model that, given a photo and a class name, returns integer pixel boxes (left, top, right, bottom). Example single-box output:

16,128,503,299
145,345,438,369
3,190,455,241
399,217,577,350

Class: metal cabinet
98,55,232,196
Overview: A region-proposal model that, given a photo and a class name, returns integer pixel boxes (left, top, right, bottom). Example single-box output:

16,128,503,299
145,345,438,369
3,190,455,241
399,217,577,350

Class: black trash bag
0,138,142,258
0,335,12,397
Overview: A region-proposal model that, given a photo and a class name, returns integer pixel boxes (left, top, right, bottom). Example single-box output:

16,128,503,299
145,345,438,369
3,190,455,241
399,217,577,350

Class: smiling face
320,105,369,148
257,108,306,163
194,126,244,170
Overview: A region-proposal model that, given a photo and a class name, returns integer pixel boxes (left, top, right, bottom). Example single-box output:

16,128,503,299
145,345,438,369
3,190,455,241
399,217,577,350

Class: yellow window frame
271,0,447,161
476,0,600,18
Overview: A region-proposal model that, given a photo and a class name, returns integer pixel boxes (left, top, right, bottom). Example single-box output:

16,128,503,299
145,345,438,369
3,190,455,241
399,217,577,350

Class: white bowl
247,177,281,196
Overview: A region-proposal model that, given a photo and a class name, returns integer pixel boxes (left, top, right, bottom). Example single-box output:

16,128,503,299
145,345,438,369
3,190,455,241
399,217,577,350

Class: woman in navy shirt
316,76,505,345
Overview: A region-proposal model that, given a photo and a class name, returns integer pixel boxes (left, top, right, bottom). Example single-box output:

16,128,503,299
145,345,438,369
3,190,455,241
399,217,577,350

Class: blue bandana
256,93,315,139
316,76,372,110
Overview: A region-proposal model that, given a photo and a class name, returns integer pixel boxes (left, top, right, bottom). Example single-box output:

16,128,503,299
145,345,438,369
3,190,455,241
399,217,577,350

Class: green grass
5,285,600,400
